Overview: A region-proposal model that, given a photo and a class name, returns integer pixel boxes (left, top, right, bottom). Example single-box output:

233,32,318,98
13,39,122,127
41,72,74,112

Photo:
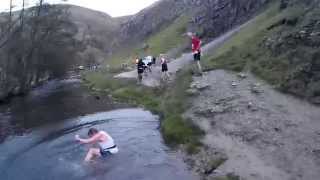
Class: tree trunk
37,0,44,16
21,0,25,29
9,0,13,22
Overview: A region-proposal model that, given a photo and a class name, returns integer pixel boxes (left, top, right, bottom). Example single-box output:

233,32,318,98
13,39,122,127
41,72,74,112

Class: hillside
84,1,320,179
65,5,121,64
107,0,269,67
204,0,320,104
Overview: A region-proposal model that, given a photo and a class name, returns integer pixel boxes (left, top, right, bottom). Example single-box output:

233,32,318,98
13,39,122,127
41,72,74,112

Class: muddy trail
115,22,249,87
184,70,320,180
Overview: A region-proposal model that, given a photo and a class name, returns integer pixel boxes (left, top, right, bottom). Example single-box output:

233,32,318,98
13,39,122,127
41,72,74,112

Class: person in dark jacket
160,54,170,81
136,58,145,83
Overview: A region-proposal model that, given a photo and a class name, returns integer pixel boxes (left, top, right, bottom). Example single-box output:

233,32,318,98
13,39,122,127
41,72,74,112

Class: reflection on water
0,79,196,180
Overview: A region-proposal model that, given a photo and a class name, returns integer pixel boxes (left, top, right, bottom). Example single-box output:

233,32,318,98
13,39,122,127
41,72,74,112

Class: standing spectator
160,54,170,81
136,58,145,83
188,32,203,75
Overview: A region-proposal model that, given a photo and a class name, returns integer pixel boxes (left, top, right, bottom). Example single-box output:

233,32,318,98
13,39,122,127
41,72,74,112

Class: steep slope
109,0,269,66
205,0,320,104
65,5,121,64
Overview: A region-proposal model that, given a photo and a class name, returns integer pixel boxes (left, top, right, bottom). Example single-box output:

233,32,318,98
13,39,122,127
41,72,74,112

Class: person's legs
84,148,101,162
194,52,203,74
137,73,143,83
197,61,203,74
165,71,170,80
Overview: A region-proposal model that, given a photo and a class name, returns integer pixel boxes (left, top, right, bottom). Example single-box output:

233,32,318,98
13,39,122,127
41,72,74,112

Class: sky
0,0,158,17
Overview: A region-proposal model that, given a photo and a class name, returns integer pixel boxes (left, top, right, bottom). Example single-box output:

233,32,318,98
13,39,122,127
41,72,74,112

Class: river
0,78,196,180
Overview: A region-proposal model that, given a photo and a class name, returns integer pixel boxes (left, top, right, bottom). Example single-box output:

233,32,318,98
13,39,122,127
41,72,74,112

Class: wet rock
190,82,211,91
195,105,230,117
187,88,199,96
247,101,253,108
247,102,259,111
203,156,228,175
12,86,21,96
187,149,228,176
231,81,238,87
232,129,263,142
237,73,248,79
210,106,226,114
250,83,263,94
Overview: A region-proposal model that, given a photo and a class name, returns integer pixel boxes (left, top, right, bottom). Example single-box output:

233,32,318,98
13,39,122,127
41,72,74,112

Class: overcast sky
0,0,158,17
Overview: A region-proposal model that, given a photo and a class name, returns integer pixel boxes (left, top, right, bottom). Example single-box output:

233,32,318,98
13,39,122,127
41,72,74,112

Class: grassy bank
84,69,203,153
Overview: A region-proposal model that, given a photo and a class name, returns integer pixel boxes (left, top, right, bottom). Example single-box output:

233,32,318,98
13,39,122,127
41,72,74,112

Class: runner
152,56,156,65
160,54,170,81
143,56,153,73
136,58,145,83
188,32,203,75
75,128,118,162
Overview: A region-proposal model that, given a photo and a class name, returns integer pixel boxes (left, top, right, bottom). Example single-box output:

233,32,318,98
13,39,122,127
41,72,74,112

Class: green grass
83,69,203,152
213,174,240,180
146,15,189,55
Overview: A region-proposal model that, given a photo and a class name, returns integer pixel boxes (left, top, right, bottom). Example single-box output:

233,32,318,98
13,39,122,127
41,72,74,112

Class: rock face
118,0,269,45
260,0,320,103
188,0,269,38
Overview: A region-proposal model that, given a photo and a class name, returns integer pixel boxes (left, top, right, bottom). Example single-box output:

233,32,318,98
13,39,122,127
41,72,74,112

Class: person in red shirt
188,32,203,74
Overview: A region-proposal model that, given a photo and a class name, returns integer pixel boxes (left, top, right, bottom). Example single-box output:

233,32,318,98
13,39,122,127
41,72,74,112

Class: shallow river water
0,79,196,180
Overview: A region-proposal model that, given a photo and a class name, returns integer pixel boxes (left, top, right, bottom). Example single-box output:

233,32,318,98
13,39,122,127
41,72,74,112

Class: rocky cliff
204,0,320,104
118,0,269,47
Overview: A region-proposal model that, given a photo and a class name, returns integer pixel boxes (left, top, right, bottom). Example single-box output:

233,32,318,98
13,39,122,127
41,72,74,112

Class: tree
1,0,78,95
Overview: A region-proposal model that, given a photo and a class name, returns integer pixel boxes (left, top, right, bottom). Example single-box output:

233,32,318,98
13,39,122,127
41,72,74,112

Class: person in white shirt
75,128,118,162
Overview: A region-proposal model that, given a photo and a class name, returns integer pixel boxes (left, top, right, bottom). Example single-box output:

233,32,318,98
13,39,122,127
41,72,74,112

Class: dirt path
184,70,320,180
114,23,249,87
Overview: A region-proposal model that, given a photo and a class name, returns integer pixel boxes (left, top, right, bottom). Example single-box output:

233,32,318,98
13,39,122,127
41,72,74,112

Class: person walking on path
136,58,145,84
160,54,170,81
188,32,203,75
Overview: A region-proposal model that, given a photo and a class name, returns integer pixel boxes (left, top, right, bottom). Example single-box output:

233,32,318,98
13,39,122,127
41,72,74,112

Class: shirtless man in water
75,128,118,162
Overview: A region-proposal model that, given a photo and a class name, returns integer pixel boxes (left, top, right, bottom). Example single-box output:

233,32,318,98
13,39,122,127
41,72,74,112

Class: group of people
135,32,202,84
75,32,203,162
135,54,170,83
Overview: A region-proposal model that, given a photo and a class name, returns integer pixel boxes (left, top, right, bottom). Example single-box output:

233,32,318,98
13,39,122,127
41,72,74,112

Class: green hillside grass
146,15,189,55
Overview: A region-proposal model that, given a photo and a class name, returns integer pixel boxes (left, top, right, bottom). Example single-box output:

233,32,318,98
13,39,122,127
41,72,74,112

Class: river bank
0,77,198,180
